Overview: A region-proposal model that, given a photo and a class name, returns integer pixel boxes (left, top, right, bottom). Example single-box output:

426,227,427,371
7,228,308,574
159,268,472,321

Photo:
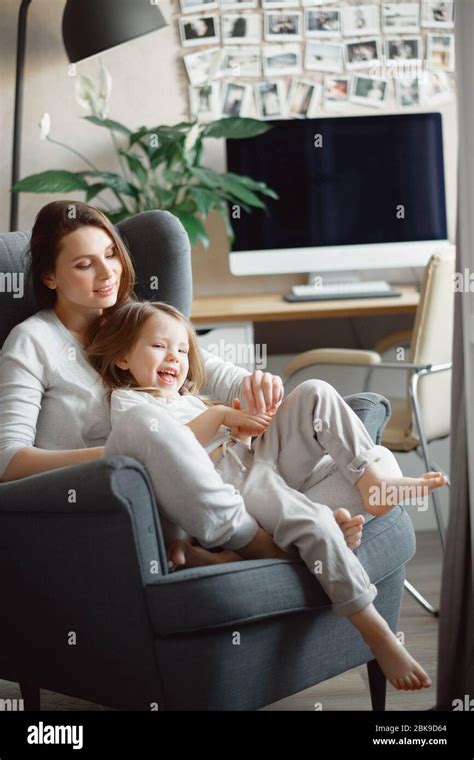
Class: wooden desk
191,286,420,324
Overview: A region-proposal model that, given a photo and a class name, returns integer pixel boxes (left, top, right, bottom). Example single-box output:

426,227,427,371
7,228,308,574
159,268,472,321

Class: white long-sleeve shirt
0,309,250,478
110,388,232,455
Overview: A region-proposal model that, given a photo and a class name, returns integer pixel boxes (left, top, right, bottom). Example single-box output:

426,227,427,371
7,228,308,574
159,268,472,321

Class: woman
0,201,369,565
0,200,300,565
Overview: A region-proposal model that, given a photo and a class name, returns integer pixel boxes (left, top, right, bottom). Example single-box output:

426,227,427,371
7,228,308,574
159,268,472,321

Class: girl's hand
222,399,273,438
228,399,252,445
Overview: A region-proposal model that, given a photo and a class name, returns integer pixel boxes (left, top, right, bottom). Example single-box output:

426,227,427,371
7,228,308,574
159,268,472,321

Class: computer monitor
226,112,449,276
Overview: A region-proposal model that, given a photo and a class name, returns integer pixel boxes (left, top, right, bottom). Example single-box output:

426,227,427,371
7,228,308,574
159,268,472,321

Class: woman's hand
242,370,284,415
222,400,273,438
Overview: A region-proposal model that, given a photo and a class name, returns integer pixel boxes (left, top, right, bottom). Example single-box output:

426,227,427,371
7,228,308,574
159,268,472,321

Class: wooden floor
0,532,442,712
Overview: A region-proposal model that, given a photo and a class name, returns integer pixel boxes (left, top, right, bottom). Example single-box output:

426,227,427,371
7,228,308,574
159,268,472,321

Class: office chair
283,247,455,617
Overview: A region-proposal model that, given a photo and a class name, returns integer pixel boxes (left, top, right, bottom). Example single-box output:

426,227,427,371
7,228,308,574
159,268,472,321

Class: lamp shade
62,0,167,63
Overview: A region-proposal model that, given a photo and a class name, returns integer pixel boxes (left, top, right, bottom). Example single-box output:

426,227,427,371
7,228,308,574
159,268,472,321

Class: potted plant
12,64,277,247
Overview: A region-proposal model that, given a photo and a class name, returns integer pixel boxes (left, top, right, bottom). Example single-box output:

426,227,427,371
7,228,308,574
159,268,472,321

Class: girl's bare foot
334,507,364,550
349,604,432,691
356,465,447,516
368,631,431,691
167,539,242,570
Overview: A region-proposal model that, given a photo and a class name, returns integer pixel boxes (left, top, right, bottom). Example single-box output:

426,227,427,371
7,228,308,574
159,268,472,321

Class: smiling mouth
94,283,116,296
157,369,177,385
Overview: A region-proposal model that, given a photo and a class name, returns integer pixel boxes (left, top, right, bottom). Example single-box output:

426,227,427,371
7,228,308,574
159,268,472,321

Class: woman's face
116,313,190,397
42,226,123,312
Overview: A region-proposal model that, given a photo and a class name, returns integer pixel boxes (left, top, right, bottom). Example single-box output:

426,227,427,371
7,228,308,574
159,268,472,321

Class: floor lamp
10,0,167,232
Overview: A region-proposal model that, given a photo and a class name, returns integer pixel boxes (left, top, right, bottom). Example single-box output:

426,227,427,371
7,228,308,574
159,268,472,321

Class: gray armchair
0,211,416,711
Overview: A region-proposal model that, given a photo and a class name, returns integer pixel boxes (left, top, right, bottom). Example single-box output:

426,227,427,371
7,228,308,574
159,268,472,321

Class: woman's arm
1,446,104,483
200,349,284,415
0,323,104,482
200,348,250,407
0,326,49,480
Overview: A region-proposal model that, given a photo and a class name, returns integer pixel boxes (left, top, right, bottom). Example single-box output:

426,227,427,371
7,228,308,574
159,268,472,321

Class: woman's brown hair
86,300,213,402
29,200,136,308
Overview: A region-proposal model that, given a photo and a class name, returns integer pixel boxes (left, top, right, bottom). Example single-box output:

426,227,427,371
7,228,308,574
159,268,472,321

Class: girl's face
42,226,123,312
116,312,190,397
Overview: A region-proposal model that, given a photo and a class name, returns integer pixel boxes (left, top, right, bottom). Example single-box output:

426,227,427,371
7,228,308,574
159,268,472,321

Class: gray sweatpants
105,379,402,616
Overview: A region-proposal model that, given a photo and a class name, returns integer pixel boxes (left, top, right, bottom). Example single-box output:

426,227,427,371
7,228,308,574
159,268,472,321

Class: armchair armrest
344,393,391,445
0,455,168,579
0,455,168,707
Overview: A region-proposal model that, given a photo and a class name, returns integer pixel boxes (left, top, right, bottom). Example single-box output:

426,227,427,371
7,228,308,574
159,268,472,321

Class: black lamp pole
9,0,167,232
10,0,32,232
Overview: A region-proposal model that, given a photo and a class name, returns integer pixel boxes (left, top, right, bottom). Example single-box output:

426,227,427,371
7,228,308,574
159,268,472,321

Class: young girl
87,300,447,693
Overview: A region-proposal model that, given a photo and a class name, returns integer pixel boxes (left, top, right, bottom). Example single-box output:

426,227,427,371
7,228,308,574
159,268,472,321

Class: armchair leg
367,659,387,711
19,682,41,711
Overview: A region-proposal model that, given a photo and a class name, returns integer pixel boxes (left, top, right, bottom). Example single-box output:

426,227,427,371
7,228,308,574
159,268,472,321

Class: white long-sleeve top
110,388,232,455
0,308,250,478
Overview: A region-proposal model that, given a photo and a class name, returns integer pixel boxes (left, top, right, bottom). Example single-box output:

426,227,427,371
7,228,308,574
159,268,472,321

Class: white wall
1,0,458,297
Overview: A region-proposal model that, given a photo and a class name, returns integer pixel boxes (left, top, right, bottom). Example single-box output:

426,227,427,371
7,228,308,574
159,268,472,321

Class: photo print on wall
177,0,456,121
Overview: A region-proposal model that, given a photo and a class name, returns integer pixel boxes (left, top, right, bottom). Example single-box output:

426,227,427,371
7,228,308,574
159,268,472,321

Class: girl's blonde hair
87,300,216,403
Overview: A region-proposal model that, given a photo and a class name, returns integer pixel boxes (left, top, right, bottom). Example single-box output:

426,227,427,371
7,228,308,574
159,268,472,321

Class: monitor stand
301,271,364,289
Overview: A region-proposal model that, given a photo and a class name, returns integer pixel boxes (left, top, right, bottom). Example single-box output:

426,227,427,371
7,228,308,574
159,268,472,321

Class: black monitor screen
225,113,447,251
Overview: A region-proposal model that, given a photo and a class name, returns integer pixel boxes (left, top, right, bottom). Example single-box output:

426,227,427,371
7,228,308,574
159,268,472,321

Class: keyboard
285,280,401,302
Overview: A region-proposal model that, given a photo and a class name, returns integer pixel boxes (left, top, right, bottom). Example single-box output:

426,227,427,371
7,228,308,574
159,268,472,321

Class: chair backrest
407,246,456,441
0,210,192,348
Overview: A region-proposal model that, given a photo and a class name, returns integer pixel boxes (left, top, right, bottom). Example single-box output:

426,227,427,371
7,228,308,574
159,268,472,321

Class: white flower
75,65,112,120
39,112,51,140
97,62,112,119
75,74,98,114
184,121,202,154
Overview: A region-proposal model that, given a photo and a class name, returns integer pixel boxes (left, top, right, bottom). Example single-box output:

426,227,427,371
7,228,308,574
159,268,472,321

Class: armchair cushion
146,505,414,636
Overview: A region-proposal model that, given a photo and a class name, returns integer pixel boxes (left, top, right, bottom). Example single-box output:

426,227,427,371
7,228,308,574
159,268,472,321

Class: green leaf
83,116,132,136
190,167,266,208
202,118,273,140
149,143,176,169
173,198,198,215
188,187,218,216
130,125,189,148
152,186,176,207
218,173,267,208
82,171,139,198
162,168,188,187
171,209,208,247
225,172,279,200
86,183,109,202
189,166,222,189
193,138,204,167
156,123,197,140
173,120,198,130
11,170,89,193
221,195,251,214
118,149,148,188
218,202,236,245
128,126,149,144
